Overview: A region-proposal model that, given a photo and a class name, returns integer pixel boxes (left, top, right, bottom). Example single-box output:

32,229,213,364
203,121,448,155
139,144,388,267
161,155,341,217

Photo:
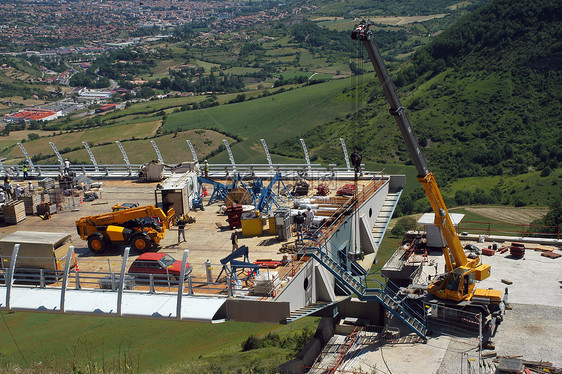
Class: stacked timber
509,242,525,258
21,193,41,215
3,200,26,224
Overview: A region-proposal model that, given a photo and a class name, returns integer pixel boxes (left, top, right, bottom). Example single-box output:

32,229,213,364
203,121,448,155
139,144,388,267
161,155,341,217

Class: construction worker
177,215,187,244
350,151,362,180
294,212,305,240
14,184,23,200
28,181,34,193
3,178,12,201
231,229,239,252
22,161,28,179
64,158,71,175
203,160,209,178
306,207,314,230
0,190,5,205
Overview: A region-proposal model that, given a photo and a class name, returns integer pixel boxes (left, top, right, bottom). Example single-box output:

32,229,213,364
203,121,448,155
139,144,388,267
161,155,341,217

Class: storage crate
22,193,41,215
48,188,64,205
37,202,57,215
3,200,26,224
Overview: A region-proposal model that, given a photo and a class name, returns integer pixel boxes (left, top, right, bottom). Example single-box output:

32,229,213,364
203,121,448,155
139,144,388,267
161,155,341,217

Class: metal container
274,207,291,241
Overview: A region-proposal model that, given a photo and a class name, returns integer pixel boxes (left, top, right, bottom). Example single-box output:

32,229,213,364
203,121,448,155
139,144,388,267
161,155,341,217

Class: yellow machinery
76,205,175,254
352,21,504,337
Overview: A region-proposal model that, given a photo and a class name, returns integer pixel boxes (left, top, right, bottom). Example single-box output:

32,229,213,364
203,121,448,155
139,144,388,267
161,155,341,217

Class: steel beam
222,139,237,173
186,140,198,163
150,140,164,163
300,138,312,173
82,141,99,172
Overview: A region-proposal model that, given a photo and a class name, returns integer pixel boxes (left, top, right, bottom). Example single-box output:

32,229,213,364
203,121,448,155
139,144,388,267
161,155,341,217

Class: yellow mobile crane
352,21,505,337
76,205,175,254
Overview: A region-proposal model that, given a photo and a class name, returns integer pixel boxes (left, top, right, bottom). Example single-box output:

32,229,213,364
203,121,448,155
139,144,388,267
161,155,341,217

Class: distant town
0,0,313,51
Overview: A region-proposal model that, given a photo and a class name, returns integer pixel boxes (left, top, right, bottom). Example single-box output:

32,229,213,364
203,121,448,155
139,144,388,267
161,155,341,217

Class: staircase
371,190,402,247
286,300,340,324
304,246,427,341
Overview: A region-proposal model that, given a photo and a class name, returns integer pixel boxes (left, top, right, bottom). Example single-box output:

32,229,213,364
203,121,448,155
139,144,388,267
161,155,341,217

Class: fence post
149,274,155,293
75,271,81,289
40,269,45,288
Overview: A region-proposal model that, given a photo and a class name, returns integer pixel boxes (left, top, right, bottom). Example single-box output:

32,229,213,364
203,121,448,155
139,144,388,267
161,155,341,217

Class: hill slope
273,0,561,205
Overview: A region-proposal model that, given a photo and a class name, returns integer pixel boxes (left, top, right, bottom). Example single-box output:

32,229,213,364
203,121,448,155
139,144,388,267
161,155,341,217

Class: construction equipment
76,205,175,254
215,245,260,284
256,172,293,213
352,21,505,337
138,160,164,181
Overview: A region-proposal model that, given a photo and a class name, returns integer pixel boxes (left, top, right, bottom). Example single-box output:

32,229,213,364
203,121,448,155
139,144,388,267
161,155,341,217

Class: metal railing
1,162,383,181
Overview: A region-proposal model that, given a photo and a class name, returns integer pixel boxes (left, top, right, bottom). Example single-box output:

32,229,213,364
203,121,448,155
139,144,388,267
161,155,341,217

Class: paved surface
492,303,562,368
419,241,562,308
0,179,289,277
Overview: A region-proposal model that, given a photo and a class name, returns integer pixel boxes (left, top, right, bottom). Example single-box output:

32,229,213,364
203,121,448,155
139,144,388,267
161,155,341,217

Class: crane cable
351,37,365,255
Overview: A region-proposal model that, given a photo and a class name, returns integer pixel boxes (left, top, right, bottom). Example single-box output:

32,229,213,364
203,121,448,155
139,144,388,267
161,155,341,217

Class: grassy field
0,310,318,373
3,120,162,161
442,169,562,207
34,129,233,165
164,78,356,165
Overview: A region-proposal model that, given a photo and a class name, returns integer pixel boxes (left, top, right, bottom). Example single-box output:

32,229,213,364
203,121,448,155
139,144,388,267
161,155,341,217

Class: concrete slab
419,241,562,308
491,303,562,368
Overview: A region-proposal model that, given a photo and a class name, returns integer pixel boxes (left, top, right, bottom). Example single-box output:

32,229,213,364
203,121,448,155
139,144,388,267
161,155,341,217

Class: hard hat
204,159,208,162
28,181,32,184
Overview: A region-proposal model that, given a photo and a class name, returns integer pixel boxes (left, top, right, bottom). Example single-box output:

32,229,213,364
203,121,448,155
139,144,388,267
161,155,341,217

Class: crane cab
429,263,500,303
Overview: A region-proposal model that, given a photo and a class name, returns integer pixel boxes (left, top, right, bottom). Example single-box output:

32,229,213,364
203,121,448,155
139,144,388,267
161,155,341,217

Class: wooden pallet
3,200,26,224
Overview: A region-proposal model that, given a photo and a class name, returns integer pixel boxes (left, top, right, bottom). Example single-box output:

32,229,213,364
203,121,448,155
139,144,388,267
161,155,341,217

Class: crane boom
352,21,498,303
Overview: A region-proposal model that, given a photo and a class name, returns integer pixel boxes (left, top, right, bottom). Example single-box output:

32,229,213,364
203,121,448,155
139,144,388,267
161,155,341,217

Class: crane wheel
87,233,106,254
131,233,152,253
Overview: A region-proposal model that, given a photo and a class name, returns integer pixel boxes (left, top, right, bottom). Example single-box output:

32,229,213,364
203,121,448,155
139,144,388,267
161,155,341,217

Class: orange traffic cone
80,197,83,204
75,263,80,272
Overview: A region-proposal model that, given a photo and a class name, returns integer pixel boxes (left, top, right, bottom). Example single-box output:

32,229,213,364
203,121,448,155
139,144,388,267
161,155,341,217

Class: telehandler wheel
131,233,152,253
87,233,106,254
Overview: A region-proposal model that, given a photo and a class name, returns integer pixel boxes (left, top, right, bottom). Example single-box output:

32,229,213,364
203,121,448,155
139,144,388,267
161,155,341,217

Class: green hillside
273,0,561,207
163,78,356,165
